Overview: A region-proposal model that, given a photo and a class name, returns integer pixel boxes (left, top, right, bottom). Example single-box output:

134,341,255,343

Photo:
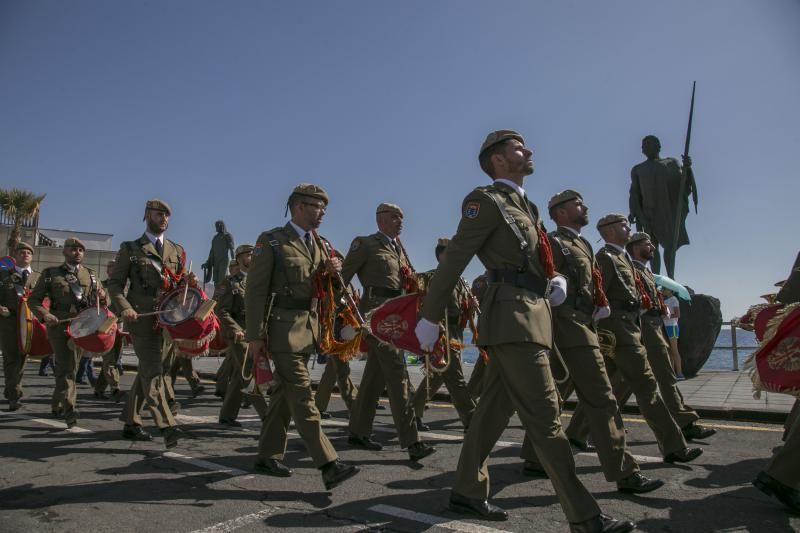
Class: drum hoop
18,300,33,354
158,286,203,326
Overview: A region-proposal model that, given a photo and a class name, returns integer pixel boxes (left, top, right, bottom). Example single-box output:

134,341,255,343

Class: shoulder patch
464,201,481,219
252,243,263,257
350,239,361,252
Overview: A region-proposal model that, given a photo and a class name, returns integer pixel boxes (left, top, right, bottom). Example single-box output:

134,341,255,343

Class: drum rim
157,286,203,326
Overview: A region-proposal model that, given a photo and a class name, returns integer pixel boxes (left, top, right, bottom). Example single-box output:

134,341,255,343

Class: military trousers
466,355,486,400
412,348,476,428
766,406,800,489
519,344,638,482
315,356,357,413
94,334,122,394
453,342,600,523
219,341,269,421
258,351,337,467
627,326,699,430
215,355,233,397
1,318,27,403
47,325,80,414
123,331,176,429
566,341,687,457
348,336,418,448
166,356,202,399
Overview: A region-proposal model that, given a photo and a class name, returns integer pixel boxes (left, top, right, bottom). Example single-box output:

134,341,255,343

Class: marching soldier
94,259,125,402
0,242,40,411
518,190,663,495
626,232,716,441
415,130,633,531
215,244,267,425
753,255,800,513
342,202,436,461
107,199,185,448
29,238,105,428
166,352,205,400
566,214,702,464
411,239,477,432
465,272,488,400
245,184,359,490
314,354,357,418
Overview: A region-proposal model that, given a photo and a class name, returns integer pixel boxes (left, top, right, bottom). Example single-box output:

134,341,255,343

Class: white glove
547,275,567,307
415,318,441,352
592,305,611,322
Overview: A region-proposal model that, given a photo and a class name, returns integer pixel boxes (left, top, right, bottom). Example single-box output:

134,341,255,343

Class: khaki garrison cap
291,183,329,205
548,189,583,210
596,213,627,229
235,244,254,257
15,241,34,253
479,130,525,157
376,203,404,217
627,232,652,246
64,237,87,250
145,198,172,215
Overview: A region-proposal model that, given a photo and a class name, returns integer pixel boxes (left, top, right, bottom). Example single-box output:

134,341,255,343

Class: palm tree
0,188,46,255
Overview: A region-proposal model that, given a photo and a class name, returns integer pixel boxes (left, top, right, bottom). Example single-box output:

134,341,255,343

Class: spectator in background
661,287,684,380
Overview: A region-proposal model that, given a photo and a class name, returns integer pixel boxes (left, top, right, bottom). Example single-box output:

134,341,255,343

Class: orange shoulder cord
536,226,556,279
633,271,653,310
591,266,609,307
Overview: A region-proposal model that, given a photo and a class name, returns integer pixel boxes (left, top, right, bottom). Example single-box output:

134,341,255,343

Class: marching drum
157,286,218,356
67,307,118,353
17,299,52,356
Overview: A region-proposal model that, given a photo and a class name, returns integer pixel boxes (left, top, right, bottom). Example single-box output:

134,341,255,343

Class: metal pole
730,319,739,371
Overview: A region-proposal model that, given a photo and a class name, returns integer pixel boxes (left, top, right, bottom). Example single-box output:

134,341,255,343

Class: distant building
1,210,117,274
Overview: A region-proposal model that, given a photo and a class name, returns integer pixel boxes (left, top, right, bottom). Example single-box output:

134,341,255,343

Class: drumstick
182,260,192,306
96,287,100,316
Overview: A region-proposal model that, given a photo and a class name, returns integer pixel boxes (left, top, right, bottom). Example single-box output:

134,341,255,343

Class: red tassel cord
536,225,556,279
591,266,609,307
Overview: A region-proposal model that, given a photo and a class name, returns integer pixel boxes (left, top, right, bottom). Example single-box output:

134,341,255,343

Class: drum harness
43,266,97,314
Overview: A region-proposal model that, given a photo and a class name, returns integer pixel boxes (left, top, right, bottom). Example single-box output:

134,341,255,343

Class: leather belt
487,269,548,297
366,286,402,298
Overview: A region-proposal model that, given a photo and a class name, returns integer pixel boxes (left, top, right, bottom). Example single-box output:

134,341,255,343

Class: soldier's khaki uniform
165,355,203,399
29,263,103,415
215,269,268,421
107,234,182,430
1,266,40,405
466,273,488,399
566,242,687,457
245,223,338,467
343,232,420,448
520,225,639,482
420,179,600,523
315,356,357,413
412,271,476,428
94,276,124,396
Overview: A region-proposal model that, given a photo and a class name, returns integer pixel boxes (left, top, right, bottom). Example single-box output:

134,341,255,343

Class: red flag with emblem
367,294,445,359
748,304,800,398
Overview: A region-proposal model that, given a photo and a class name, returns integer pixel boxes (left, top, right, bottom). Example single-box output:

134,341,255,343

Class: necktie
155,239,163,256
390,240,399,255
21,270,29,286
304,233,314,254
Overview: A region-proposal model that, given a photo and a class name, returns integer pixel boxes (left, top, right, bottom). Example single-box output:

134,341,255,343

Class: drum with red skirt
158,286,219,356
67,306,118,353
17,298,52,356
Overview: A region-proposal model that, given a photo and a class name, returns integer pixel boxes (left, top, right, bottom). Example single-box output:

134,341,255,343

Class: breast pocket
51,279,72,299
284,257,309,283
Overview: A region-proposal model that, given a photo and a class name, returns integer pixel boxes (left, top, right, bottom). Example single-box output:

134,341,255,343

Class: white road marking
0,412,93,433
161,451,253,478
189,508,275,533
370,504,512,533
578,451,663,463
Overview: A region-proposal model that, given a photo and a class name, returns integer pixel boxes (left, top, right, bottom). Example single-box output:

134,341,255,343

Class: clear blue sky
1,1,798,318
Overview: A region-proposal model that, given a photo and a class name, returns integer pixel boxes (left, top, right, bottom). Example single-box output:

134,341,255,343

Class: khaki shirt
29,264,102,321
0,268,40,317
245,223,330,354
342,232,413,313
106,233,185,336
595,245,642,346
420,181,552,348
214,271,246,339
549,227,600,349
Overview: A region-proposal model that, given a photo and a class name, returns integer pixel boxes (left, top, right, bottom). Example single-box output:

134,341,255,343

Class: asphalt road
1,369,798,533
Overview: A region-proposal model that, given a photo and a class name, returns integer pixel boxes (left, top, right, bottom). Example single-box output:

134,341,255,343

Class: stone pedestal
678,289,722,377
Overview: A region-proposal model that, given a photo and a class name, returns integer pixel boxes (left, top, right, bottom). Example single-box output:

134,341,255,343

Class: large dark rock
677,288,722,377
